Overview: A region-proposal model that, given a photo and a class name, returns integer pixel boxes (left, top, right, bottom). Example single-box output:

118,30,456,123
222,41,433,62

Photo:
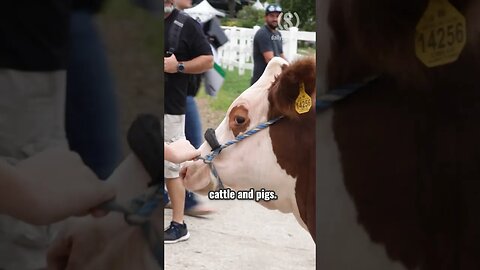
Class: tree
236,5,264,28
228,0,236,17
279,0,315,31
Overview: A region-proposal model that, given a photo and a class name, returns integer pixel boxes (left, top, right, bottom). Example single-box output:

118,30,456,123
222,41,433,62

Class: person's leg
183,95,202,208
185,96,202,149
164,115,189,243
165,178,185,223
65,10,122,180
183,96,215,216
163,188,170,206
164,175,190,244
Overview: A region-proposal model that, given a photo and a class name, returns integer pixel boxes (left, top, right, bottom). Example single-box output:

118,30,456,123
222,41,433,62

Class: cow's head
183,57,315,209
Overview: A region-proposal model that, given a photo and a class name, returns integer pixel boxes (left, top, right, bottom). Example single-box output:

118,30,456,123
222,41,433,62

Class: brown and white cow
317,0,480,269
183,57,316,241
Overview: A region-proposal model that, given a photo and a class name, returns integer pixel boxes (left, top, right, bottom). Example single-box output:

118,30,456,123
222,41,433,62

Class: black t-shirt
0,1,70,71
164,9,212,115
251,25,283,85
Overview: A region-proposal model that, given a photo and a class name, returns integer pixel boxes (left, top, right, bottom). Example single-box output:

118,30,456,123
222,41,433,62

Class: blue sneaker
164,221,190,244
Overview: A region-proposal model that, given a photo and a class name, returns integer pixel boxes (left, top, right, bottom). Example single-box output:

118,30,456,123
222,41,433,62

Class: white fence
217,26,316,75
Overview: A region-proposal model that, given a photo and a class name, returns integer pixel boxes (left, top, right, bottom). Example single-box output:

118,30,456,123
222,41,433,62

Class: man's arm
164,17,214,74
262,52,288,63
164,54,213,74
257,29,276,64
262,51,275,63
182,54,213,74
0,148,115,225
165,139,200,163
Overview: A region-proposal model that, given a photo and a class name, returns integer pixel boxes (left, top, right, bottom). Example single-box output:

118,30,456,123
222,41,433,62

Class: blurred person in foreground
0,1,117,269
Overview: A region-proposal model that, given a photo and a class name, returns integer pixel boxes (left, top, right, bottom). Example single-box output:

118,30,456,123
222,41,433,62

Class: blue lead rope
100,185,163,265
316,76,379,111
198,115,284,189
202,115,284,163
100,184,161,225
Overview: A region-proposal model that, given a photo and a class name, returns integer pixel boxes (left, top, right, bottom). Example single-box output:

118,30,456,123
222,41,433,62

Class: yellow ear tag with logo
295,82,312,114
415,0,467,67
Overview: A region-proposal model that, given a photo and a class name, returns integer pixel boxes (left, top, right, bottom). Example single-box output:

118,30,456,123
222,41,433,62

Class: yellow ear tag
295,82,312,114
415,0,467,67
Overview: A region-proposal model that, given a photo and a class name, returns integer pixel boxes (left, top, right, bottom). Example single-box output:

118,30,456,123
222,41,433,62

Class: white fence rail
217,26,316,75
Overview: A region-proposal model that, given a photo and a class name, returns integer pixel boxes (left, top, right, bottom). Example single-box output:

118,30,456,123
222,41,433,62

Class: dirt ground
196,98,225,134
165,199,316,270
98,11,316,270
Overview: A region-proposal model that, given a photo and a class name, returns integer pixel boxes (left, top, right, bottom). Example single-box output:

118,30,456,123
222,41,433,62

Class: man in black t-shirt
251,4,286,85
164,0,213,244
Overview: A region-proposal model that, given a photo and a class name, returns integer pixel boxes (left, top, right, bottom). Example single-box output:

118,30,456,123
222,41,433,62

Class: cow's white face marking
183,58,297,212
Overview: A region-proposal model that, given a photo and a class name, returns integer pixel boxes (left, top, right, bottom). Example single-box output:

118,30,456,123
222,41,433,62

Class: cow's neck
267,108,316,240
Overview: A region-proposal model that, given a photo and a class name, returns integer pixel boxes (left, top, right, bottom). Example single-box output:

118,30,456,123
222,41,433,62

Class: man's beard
267,22,278,30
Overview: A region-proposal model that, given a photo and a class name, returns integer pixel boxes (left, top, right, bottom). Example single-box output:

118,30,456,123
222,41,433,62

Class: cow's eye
235,116,246,125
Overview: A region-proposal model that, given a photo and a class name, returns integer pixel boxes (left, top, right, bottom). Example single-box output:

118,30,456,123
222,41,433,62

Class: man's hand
164,53,179,73
47,214,160,270
0,147,115,225
46,154,162,270
165,139,201,163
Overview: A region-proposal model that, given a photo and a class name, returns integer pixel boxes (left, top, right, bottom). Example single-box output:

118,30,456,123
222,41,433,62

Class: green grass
298,47,316,56
198,68,252,111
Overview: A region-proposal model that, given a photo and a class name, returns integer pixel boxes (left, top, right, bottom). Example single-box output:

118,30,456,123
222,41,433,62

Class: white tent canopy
252,0,264,10
184,0,226,23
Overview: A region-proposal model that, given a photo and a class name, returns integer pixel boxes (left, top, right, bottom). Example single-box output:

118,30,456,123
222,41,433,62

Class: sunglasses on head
267,5,282,13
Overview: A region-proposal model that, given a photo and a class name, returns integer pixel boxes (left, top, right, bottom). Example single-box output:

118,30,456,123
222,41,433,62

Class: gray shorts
164,114,186,179
0,69,67,270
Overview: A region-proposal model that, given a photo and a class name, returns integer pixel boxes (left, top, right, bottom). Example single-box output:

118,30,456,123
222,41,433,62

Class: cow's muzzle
195,116,284,192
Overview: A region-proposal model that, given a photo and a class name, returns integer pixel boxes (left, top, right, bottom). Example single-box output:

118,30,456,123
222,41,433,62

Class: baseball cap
265,4,282,15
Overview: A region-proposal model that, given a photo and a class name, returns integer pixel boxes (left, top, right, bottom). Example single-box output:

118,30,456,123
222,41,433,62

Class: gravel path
164,198,316,270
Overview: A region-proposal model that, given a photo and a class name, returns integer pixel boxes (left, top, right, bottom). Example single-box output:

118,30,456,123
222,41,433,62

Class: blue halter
199,116,284,190
100,185,163,265
316,76,379,111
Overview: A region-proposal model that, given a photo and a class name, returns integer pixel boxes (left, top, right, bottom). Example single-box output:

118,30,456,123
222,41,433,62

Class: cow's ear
268,57,316,119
